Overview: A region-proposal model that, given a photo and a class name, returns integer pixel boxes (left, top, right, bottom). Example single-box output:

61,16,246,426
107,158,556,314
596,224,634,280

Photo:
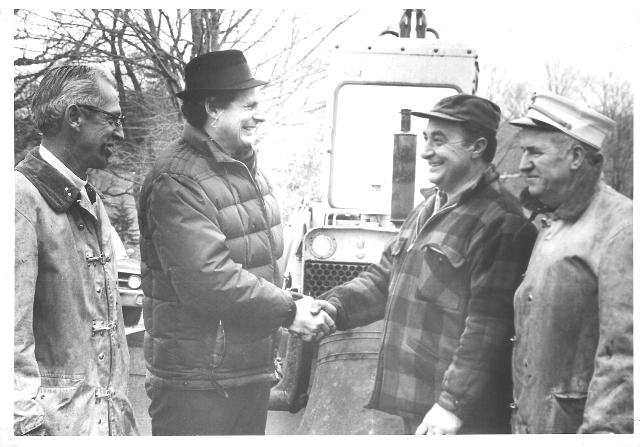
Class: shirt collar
38,144,96,206
39,144,87,189
520,162,602,222
420,164,499,203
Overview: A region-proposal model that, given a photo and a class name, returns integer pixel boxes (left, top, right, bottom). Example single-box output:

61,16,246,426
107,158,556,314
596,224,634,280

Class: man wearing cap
509,92,632,433
314,94,537,434
137,50,335,435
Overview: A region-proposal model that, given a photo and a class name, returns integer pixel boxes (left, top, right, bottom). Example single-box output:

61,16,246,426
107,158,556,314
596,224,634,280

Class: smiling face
518,128,575,208
74,77,124,172
208,87,264,158
421,118,475,194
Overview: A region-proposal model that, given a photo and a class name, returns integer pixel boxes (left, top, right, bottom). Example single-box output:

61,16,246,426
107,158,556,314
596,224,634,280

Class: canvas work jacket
138,124,294,391
324,167,537,433
512,180,633,433
14,149,137,436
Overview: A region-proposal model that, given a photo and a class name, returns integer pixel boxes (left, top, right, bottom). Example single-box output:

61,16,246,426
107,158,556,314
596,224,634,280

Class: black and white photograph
6,2,638,443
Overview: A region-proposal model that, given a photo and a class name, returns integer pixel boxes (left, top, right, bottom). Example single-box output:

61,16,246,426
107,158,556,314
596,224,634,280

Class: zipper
232,159,279,275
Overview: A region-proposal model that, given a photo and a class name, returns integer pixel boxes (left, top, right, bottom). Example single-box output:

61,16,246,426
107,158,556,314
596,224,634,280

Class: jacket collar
15,148,101,213
419,164,499,202
520,161,602,222
182,123,257,174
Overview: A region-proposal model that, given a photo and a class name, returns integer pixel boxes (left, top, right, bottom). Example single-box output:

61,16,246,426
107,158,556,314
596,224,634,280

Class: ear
568,144,586,170
204,100,220,120
65,104,83,132
469,137,488,159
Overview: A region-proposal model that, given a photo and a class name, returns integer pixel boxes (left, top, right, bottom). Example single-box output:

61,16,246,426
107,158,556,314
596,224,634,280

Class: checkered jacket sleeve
321,241,393,330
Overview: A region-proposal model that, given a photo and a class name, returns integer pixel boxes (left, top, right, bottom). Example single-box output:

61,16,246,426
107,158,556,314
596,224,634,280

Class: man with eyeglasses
313,94,537,434
14,65,137,435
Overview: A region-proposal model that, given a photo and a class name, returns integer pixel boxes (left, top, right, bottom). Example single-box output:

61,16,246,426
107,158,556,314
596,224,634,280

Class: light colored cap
510,92,615,151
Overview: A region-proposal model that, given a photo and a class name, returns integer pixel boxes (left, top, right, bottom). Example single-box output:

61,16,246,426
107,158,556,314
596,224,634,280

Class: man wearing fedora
137,49,335,435
314,94,537,434
509,93,633,433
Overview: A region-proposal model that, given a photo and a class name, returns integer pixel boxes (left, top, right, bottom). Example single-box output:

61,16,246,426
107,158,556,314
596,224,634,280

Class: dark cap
411,94,501,132
176,50,267,99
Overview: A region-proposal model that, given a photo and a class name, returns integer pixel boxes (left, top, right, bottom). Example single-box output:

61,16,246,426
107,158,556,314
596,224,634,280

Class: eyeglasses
76,104,125,128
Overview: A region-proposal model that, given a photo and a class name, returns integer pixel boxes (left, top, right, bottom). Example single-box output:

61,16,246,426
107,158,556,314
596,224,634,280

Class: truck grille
303,260,369,297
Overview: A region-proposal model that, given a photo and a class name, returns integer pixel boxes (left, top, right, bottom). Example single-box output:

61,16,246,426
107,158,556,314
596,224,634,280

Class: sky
329,2,639,85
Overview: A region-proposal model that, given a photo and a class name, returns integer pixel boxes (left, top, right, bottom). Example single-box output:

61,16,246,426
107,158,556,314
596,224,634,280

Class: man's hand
307,299,338,342
23,425,47,436
287,296,336,341
415,403,462,435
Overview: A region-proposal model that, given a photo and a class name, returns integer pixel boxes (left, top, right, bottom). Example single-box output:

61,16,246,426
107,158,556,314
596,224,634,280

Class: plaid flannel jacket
324,166,537,431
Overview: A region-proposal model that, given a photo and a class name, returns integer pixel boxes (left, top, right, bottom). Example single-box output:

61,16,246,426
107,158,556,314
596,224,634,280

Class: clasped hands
287,295,337,342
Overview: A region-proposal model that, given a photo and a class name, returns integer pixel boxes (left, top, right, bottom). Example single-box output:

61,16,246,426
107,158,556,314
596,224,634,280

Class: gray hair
31,65,116,136
552,131,603,167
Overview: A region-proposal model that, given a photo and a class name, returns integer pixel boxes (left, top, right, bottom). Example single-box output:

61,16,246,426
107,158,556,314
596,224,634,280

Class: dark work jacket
138,124,294,390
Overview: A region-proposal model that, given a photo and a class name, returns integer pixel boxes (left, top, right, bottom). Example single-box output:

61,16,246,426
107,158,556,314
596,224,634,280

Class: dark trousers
147,381,271,436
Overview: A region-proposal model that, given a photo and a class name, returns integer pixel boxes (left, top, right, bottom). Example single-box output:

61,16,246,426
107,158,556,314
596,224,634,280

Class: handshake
287,294,338,342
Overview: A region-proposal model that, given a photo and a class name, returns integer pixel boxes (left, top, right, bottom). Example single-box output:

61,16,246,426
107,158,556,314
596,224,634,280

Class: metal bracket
91,319,118,336
85,253,112,265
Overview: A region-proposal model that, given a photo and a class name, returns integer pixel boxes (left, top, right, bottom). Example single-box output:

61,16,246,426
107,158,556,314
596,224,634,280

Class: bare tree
479,64,530,122
14,8,359,223
593,73,633,197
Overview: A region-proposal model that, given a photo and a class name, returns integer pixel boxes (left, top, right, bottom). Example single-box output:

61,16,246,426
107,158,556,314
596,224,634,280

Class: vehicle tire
123,307,142,326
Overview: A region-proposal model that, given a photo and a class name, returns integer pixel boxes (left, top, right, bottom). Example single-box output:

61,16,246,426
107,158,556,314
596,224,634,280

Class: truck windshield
329,84,458,213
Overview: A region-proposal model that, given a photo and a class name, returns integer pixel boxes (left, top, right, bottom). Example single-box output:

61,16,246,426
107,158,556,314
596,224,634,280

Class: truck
269,9,480,434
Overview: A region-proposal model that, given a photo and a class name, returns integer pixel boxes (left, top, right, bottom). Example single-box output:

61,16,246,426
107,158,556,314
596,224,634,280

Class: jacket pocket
212,324,275,376
546,391,587,433
37,374,85,411
406,336,448,385
37,374,86,434
416,244,466,311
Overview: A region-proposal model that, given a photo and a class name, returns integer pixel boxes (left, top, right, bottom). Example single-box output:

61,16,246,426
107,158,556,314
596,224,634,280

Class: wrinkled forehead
96,78,121,109
518,126,573,147
424,117,464,136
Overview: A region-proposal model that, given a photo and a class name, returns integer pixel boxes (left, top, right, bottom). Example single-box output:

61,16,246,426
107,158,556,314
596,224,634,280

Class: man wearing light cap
315,94,537,434
510,92,633,433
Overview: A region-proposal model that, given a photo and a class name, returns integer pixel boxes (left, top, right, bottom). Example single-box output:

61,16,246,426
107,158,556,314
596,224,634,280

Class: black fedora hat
176,49,267,99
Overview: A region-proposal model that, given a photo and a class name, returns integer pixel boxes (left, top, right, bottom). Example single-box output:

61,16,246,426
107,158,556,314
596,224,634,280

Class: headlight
127,275,142,289
309,233,337,259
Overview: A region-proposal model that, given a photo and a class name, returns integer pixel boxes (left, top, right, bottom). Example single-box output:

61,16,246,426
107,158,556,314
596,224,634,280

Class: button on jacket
324,167,537,432
14,149,137,436
512,181,633,433
138,124,294,391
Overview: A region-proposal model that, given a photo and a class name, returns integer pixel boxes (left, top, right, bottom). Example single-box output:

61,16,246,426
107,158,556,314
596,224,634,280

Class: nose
113,125,125,141
253,110,265,124
421,141,434,159
519,152,533,172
